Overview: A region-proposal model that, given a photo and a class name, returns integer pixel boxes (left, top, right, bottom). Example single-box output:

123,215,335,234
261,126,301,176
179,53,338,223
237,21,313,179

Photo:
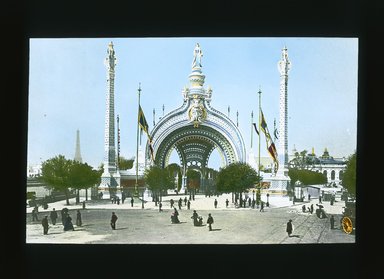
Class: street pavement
26,192,355,244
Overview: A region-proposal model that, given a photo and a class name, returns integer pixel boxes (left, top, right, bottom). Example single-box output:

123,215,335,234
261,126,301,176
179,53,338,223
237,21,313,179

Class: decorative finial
192,43,203,68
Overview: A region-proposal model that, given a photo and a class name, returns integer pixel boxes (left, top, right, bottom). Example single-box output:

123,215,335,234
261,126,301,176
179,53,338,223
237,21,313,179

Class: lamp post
142,188,144,209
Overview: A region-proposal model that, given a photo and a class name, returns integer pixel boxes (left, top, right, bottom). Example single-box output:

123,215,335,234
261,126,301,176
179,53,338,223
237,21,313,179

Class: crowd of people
30,192,339,237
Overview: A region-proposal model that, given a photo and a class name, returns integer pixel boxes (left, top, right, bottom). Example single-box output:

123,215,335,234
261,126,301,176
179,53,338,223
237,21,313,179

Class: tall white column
277,46,291,177
101,42,120,189
268,47,291,193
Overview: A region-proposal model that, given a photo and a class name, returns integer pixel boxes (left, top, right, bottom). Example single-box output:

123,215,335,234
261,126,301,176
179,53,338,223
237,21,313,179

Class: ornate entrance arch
144,43,246,189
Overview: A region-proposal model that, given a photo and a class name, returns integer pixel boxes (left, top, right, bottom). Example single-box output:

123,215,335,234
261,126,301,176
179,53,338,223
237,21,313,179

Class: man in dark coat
330,215,335,229
42,215,49,235
32,208,39,221
207,213,214,231
76,209,82,226
286,219,293,237
131,197,134,207
214,199,218,208
50,208,58,225
110,212,118,230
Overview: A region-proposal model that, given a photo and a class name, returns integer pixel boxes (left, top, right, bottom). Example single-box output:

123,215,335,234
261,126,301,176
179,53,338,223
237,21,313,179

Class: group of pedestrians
39,207,83,235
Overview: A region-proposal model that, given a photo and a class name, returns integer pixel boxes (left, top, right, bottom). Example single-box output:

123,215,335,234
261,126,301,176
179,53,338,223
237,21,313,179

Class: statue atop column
106,41,117,71
278,46,291,76
192,43,203,68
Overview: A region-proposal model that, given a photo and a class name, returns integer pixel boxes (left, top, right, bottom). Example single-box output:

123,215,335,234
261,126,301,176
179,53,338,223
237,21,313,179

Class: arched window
339,170,343,181
331,170,335,180
323,170,327,177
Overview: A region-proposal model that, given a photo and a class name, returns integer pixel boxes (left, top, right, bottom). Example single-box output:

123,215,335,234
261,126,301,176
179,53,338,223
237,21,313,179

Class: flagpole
135,83,141,196
250,111,253,149
257,88,263,205
258,89,262,177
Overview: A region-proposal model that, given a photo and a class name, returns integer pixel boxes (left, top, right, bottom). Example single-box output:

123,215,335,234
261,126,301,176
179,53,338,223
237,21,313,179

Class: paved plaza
26,192,355,244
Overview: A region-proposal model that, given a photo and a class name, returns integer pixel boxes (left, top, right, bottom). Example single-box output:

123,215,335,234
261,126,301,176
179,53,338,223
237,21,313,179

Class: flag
274,127,279,141
138,105,149,136
260,109,268,135
139,105,155,162
252,123,259,135
260,109,279,173
148,139,155,162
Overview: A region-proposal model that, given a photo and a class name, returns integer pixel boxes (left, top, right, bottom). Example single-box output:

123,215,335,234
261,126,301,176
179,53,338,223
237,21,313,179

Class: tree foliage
341,152,356,195
216,162,260,194
144,165,175,193
118,156,134,170
288,168,327,186
40,155,101,205
186,169,200,189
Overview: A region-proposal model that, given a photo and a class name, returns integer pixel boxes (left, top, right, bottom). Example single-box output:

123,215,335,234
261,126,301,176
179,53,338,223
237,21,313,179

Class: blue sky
28,37,358,170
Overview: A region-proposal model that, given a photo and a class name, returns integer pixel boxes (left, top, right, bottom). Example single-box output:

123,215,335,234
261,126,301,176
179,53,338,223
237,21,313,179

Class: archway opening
207,148,224,171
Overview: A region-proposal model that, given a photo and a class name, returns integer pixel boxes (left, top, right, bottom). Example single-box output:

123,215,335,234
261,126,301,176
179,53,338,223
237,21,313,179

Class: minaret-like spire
74,129,82,163
277,46,291,176
103,41,117,173
100,41,120,189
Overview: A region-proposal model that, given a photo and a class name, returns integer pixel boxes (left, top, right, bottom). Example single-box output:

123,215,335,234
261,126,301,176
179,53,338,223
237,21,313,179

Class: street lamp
142,188,144,209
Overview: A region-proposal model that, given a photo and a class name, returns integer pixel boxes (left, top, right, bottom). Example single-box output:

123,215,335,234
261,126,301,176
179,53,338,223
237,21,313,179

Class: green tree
186,169,201,199
118,156,134,170
288,168,327,186
69,161,101,203
144,165,175,203
341,152,356,196
289,150,318,170
40,155,73,205
216,162,260,197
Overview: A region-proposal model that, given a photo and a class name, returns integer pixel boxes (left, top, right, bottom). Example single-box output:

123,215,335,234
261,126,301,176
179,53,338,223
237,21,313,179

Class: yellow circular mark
342,217,353,234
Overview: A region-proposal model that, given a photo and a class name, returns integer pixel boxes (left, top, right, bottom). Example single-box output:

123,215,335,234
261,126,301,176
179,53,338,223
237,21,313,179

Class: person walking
187,199,191,210
76,209,82,226
110,212,118,230
178,198,182,210
184,197,187,206
225,199,229,208
207,213,214,231
64,214,74,231
131,197,134,207
159,202,163,212
50,208,58,225
61,208,67,225
42,215,49,235
121,192,126,204
310,204,314,214
32,208,39,221
260,201,264,212
170,199,174,208
214,199,218,208
330,215,335,229
191,210,199,226
286,219,293,237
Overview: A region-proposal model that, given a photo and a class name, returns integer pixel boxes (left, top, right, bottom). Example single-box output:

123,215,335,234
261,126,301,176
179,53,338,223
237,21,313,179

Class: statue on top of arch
192,43,203,68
